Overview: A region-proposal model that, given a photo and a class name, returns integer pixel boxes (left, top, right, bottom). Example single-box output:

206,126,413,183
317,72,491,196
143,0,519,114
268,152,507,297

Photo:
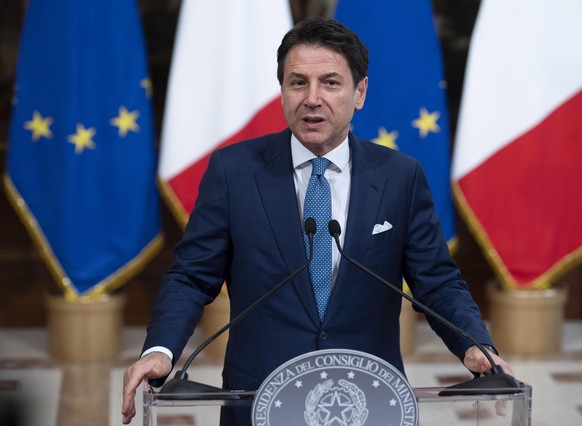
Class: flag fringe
448,236,459,255
157,177,189,229
3,173,164,301
453,181,582,290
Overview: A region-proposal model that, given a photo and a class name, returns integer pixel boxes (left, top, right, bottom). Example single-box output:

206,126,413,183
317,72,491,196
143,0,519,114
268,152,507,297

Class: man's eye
291,80,306,87
325,80,339,86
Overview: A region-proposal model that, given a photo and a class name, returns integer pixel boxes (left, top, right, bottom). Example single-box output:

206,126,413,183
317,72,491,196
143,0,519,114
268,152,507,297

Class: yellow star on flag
412,107,441,138
67,123,96,154
110,106,140,137
140,78,153,98
373,127,399,149
24,110,54,141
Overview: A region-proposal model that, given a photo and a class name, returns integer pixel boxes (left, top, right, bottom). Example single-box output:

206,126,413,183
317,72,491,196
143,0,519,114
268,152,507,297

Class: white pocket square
372,220,393,235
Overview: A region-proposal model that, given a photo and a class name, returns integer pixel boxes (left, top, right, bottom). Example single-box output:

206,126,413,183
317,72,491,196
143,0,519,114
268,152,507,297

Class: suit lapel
343,137,387,261
254,131,320,326
324,135,387,322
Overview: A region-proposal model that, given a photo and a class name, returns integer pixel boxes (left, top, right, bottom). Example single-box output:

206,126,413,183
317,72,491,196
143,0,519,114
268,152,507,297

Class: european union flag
335,0,456,245
4,0,162,299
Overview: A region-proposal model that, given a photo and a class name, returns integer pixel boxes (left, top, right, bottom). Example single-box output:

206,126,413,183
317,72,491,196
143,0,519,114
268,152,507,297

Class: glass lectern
143,382,532,425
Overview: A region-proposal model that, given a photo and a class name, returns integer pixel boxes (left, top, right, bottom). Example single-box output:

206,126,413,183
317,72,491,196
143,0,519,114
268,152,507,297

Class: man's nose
304,85,322,108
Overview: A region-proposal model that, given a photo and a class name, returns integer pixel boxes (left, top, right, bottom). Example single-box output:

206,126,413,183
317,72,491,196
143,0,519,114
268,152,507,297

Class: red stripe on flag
458,90,582,287
168,96,287,216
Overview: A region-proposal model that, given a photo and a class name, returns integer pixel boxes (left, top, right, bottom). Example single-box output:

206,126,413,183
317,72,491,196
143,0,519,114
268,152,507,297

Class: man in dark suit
122,17,512,425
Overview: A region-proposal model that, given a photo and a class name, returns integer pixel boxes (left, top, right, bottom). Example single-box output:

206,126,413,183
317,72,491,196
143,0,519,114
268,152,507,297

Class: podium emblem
252,349,418,426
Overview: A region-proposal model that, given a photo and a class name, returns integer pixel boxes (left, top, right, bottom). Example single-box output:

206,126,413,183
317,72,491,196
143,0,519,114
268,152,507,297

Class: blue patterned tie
303,157,332,321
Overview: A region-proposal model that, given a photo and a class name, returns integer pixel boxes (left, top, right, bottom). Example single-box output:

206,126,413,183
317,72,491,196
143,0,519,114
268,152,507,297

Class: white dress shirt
290,135,351,284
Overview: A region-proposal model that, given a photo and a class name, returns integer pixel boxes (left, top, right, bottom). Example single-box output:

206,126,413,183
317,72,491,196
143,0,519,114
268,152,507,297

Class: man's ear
354,76,368,110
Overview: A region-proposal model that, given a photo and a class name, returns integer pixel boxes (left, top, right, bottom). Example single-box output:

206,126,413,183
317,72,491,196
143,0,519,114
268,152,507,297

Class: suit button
319,331,327,341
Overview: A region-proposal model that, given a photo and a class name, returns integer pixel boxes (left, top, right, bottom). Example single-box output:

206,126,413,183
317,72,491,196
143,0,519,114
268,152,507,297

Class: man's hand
463,345,514,417
463,345,513,376
121,352,172,424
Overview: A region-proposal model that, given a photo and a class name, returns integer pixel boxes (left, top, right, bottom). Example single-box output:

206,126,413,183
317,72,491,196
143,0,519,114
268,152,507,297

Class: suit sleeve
143,150,232,368
401,162,494,361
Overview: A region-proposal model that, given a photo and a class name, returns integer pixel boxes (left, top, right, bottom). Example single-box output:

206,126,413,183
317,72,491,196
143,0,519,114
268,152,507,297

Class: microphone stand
328,220,522,396
158,219,317,398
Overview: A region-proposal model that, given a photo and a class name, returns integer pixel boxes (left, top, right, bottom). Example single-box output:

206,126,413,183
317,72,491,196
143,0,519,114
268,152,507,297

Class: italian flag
158,0,293,226
452,0,582,289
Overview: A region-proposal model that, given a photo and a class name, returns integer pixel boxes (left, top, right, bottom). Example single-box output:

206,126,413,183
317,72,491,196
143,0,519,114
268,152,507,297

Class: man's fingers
121,367,142,424
463,345,515,378
463,346,490,372
121,353,173,424
122,403,136,425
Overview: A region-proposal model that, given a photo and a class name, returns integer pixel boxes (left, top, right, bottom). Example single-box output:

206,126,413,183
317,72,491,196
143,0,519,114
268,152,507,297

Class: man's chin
297,139,331,156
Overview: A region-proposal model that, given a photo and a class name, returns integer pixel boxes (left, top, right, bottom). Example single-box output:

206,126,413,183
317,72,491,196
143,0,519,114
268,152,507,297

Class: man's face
281,44,367,156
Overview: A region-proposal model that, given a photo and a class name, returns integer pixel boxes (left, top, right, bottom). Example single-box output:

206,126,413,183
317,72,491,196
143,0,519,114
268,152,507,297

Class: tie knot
311,157,331,176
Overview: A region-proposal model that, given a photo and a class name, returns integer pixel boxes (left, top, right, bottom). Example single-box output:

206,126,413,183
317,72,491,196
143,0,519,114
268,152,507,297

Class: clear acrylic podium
143,382,532,425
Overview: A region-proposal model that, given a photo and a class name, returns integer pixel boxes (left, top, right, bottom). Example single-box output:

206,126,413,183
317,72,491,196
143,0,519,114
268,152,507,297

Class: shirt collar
291,134,350,172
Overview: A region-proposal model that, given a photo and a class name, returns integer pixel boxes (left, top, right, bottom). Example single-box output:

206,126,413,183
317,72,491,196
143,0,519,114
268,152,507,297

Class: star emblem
320,371,328,379
317,390,355,426
373,127,399,149
24,111,53,141
295,380,303,388
67,123,96,154
110,106,140,137
412,107,441,138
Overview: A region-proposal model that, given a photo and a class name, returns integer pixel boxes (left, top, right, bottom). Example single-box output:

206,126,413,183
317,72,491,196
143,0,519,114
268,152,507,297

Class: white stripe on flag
453,0,582,180
159,0,292,181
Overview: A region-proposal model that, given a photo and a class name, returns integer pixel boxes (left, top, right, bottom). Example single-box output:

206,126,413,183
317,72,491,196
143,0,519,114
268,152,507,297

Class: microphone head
305,217,317,235
328,219,341,236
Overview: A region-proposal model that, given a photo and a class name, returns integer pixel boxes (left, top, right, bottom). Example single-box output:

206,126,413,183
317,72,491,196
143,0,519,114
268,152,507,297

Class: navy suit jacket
144,129,493,392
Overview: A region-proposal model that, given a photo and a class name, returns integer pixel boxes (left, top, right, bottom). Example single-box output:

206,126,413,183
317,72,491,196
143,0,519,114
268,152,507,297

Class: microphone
327,219,522,396
159,218,317,398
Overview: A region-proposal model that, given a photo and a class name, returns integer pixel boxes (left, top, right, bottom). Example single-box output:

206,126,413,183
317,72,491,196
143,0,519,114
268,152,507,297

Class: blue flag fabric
335,0,456,245
5,0,162,299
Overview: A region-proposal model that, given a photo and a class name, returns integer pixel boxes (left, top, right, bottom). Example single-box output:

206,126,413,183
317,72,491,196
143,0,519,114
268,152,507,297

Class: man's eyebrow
320,72,342,80
286,71,343,80
287,71,307,79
